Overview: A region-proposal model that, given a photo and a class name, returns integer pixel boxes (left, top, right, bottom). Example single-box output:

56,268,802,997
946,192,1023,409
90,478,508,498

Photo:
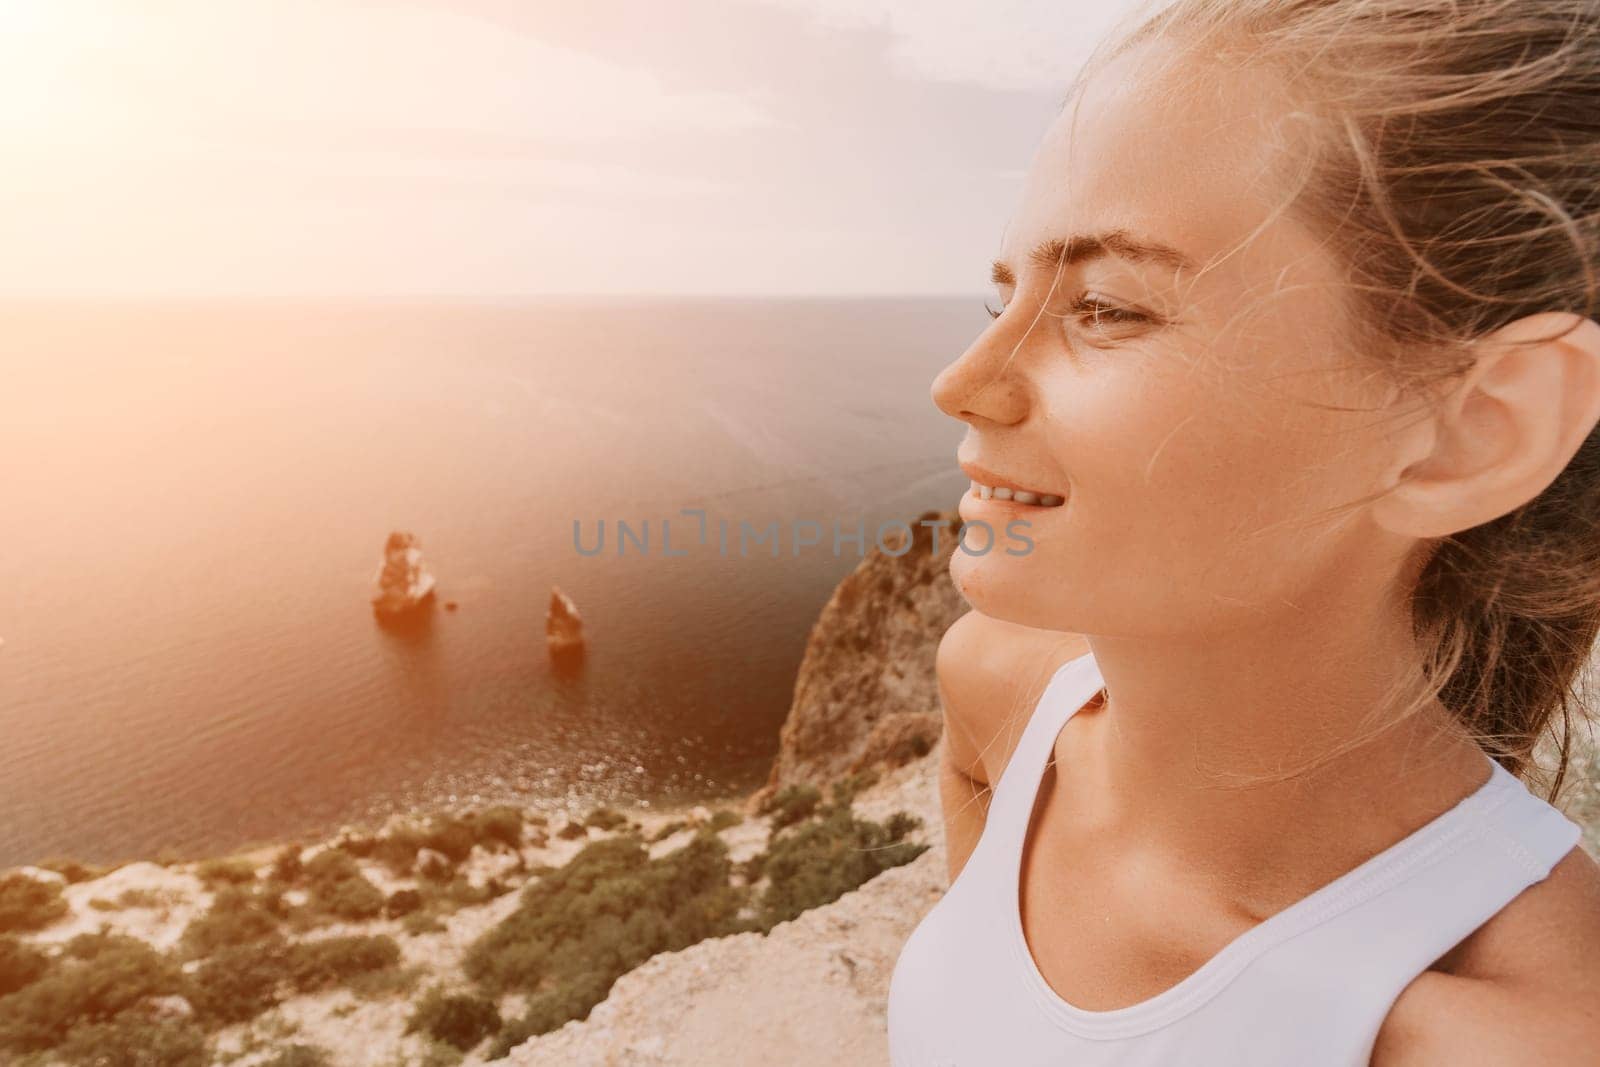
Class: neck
1078,565,1491,887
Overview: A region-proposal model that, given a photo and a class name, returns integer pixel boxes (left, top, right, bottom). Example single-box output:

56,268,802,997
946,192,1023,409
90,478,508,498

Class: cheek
1029,362,1369,613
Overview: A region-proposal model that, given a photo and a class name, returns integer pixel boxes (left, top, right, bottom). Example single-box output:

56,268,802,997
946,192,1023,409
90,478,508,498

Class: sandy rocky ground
502,753,946,1067
8,749,946,1067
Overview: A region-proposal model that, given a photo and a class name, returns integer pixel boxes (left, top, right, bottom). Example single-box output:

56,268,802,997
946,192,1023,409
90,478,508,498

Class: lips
958,461,1066,507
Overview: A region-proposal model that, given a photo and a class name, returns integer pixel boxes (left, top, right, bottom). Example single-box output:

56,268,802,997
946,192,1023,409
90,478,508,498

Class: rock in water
546,585,585,655
371,531,438,620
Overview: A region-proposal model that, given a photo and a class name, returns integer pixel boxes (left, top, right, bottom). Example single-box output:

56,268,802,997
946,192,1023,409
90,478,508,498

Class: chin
947,545,1070,632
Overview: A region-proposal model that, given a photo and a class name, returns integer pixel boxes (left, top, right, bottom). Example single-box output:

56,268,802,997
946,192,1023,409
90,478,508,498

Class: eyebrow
990,230,1197,286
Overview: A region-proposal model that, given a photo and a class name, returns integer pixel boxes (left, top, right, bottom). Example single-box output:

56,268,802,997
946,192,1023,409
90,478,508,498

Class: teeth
967,480,1066,507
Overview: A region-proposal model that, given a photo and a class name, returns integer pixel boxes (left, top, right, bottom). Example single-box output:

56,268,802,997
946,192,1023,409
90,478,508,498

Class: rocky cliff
747,507,967,815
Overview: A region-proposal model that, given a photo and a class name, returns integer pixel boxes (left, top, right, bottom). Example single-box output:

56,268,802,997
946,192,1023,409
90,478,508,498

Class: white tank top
887,650,1582,1066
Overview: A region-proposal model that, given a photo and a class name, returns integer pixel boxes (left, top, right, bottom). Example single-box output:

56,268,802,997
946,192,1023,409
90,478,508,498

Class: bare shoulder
1373,843,1600,1064
934,610,1089,786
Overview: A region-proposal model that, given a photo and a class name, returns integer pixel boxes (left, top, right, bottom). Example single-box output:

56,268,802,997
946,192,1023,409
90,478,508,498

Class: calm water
0,297,980,868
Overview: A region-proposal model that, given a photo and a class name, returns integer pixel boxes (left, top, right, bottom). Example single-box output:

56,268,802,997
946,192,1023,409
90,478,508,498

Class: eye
984,299,1005,320
1066,293,1151,331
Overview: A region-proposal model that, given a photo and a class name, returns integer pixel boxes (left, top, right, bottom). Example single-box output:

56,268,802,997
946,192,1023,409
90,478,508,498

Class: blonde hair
1084,0,1600,799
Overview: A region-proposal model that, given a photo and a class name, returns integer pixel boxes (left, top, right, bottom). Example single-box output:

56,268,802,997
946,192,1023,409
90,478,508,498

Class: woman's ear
1371,312,1600,539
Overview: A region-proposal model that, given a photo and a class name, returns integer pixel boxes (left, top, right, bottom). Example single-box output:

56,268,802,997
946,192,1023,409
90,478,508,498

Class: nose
930,321,1031,427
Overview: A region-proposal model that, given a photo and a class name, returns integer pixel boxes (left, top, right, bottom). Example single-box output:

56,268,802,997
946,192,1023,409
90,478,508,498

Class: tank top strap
986,651,1103,834
1270,759,1583,991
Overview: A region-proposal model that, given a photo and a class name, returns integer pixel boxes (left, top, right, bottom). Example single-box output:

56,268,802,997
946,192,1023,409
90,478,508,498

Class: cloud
0,0,771,147
734,0,1146,93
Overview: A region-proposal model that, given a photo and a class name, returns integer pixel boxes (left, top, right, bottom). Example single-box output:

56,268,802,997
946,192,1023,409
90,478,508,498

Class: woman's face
932,41,1413,637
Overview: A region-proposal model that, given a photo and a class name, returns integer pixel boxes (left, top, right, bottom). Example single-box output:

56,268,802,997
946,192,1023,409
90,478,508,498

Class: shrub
402,911,446,936
35,859,100,885
883,811,922,842
302,849,385,921
755,805,928,929
385,888,423,918
583,806,629,832
759,784,820,832
116,887,179,910
302,847,361,886
270,844,305,884
828,768,881,808
180,885,281,956
258,1045,332,1067
646,819,687,844
284,934,402,992
371,810,510,876
707,809,743,831
313,875,385,921
187,940,289,1024
0,932,182,1054
186,934,401,1025
0,872,69,933
0,935,50,997
486,972,612,1059
195,857,258,888
406,987,502,1051
465,830,753,1047
52,1014,209,1067
465,806,525,850
335,833,378,858
421,816,476,865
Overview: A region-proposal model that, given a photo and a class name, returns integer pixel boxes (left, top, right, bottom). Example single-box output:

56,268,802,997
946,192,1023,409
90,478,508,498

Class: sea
0,296,981,869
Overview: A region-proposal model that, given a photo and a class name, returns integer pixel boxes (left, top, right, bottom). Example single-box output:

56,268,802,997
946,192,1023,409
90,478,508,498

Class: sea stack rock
546,585,585,655
371,531,438,620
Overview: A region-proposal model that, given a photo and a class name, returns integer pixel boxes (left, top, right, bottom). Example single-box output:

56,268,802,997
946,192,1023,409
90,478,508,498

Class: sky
0,0,1142,297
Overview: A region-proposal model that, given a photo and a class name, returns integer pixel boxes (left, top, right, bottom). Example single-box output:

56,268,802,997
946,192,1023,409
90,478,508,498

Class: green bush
466,830,753,1051
646,819,687,843
285,934,402,992
583,806,629,832
486,972,613,1059
0,932,182,1054
0,935,50,997
180,885,281,956
421,816,476,864
828,768,882,809
195,857,258,888
313,875,385,921
759,784,821,832
35,859,100,885
302,849,385,921
186,933,401,1026
406,986,502,1051
187,939,289,1024
883,811,922,842
0,872,69,933
402,911,446,936
270,844,306,884
386,888,423,918
371,810,513,876
302,847,362,886
335,833,378,859
52,1014,209,1067
755,805,928,929
258,1045,332,1067
465,806,526,850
